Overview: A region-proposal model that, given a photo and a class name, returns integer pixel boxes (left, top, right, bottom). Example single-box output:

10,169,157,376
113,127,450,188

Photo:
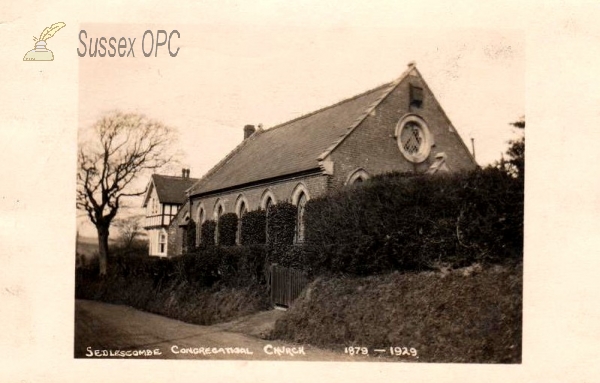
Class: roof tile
190,80,396,195
152,175,198,204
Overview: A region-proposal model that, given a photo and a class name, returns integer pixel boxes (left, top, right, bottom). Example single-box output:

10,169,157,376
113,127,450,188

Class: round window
395,115,432,163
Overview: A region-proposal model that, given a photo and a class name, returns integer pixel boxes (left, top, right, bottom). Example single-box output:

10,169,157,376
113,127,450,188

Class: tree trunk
97,224,110,276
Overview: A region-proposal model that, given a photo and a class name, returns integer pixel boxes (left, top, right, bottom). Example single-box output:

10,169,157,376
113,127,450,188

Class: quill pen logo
23,22,66,61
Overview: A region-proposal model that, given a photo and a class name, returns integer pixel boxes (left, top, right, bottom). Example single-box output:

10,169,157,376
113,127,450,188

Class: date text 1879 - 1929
344,346,418,358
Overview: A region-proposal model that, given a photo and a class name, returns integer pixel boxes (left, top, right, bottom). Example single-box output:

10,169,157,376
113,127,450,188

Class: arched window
264,196,273,216
345,168,370,186
291,183,310,244
263,196,273,242
236,200,247,245
215,203,224,245
260,189,277,210
196,206,205,245
295,192,307,243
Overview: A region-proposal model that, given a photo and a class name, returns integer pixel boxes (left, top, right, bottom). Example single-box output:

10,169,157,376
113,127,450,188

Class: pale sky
76,23,524,235
79,25,524,171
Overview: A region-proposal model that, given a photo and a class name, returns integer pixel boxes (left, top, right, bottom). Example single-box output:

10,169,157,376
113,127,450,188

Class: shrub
218,213,238,246
75,251,271,330
304,168,523,275
217,245,268,287
240,209,267,245
243,244,269,284
277,244,307,269
178,246,221,287
201,219,217,245
266,202,298,264
184,219,197,252
457,168,524,262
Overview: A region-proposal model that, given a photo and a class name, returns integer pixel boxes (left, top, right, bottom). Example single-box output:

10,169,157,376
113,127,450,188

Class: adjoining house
167,62,477,256
142,169,198,257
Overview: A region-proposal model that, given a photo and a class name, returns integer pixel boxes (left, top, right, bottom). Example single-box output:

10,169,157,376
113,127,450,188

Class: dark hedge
77,243,268,292
266,202,299,266
304,168,523,276
218,213,238,246
75,245,270,328
201,220,217,246
216,245,268,286
240,209,267,245
184,219,197,252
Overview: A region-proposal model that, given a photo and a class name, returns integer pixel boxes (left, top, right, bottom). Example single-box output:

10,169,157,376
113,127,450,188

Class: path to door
74,299,374,361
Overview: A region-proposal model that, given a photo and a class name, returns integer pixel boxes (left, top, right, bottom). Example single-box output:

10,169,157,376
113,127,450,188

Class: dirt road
74,299,371,361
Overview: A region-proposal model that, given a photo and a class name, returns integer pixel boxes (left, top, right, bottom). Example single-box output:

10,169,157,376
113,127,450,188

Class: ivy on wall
201,220,217,246
266,202,299,266
240,209,267,245
218,213,238,246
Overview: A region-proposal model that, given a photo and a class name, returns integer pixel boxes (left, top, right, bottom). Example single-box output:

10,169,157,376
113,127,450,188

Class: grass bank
76,273,270,325
271,262,522,363
75,259,271,326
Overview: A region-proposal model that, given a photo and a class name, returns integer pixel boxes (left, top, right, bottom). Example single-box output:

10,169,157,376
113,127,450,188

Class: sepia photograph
74,23,523,362
4,1,600,382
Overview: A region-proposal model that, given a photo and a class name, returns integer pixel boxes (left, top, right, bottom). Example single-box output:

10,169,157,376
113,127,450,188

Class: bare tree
114,214,145,249
76,112,177,275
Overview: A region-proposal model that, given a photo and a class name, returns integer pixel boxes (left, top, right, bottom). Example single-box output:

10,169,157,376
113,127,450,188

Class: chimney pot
182,168,186,178
244,124,256,140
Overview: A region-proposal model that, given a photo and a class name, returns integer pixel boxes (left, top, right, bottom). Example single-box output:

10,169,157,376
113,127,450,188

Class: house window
236,200,247,245
410,85,424,108
395,115,433,163
295,192,307,243
159,231,166,254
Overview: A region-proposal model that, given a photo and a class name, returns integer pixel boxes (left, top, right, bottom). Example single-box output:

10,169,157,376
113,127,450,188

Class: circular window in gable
395,115,433,163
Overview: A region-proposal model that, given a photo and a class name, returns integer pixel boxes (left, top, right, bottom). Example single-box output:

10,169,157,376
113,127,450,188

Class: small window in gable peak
410,85,423,108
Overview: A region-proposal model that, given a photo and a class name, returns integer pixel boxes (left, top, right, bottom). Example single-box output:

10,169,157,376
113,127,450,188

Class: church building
166,63,477,256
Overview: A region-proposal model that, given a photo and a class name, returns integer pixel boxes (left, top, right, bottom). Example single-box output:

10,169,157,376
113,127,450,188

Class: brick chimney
244,124,256,140
181,168,190,179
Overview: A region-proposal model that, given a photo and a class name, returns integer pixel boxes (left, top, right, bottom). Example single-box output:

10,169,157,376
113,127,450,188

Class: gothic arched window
296,192,307,243
215,203,224,245
236,200,247,245
196,207,205,245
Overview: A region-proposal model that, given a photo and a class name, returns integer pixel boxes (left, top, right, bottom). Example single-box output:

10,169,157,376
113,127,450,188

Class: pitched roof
149,174,199,204
190,67,414,196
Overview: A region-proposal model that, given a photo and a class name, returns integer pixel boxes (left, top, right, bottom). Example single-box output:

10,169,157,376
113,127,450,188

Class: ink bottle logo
23,22,66,61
